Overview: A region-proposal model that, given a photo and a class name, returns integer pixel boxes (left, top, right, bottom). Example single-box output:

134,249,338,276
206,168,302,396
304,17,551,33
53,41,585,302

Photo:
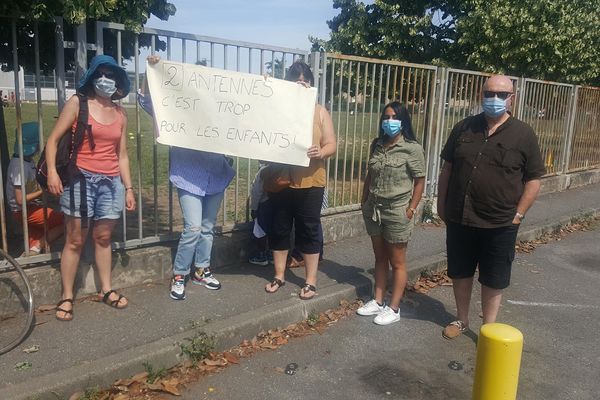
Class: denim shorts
60,169,124,220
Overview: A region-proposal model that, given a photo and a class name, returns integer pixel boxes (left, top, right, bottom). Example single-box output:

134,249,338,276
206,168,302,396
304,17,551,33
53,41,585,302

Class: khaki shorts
361,197,414,243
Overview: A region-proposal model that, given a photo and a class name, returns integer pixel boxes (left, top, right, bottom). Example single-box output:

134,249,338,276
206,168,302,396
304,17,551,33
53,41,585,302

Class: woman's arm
406,177,425,220
45,95,79,195
14,187,43,206
308,105,337,160
117,108,136,211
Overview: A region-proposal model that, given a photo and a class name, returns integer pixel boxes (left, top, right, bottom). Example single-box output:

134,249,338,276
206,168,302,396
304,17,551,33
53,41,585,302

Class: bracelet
408,207,417,213
125,187,134,191
515,212,525,221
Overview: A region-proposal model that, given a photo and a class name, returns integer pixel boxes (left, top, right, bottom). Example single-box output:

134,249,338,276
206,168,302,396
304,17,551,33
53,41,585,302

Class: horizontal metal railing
1,17,599,265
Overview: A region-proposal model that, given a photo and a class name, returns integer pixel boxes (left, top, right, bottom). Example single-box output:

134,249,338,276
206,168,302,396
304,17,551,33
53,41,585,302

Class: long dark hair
284,60,314,86
378,101,417,142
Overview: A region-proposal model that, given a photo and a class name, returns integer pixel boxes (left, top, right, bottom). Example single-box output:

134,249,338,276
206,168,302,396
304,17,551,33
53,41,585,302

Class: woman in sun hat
45,54,136,321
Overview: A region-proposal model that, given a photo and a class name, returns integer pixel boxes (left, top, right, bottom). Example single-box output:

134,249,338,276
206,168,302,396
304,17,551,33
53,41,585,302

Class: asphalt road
180,223,600,400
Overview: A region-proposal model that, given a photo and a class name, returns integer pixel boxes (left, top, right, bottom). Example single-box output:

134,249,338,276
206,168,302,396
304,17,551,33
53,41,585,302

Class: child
7,122,64,255
248,163,273,266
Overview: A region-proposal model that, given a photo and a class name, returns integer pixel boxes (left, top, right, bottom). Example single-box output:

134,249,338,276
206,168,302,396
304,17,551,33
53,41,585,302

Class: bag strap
72,93,90,152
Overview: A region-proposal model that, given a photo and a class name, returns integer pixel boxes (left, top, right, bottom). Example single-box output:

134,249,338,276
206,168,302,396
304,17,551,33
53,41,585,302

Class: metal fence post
430,67,448,197
561,85,579,174
515,77,526,120
75,22,87,85
95,21,104,55
54,17,66,112
424,66,440,197
309,51,321,100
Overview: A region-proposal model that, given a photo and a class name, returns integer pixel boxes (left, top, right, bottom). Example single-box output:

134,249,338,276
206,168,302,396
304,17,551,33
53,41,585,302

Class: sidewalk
2,183,600,399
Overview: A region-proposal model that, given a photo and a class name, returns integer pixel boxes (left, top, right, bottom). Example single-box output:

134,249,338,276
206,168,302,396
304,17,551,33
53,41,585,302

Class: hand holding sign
146,59,316,167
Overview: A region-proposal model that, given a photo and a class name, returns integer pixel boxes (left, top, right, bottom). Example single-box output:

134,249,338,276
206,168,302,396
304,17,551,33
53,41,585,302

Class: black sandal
55,299,74,321
265,278,285,293
299,283,317,300
101,290,128,309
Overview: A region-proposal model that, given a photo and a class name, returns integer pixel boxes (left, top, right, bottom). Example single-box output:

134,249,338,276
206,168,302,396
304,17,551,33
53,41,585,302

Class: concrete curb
4,278,372,400
5,207,600,399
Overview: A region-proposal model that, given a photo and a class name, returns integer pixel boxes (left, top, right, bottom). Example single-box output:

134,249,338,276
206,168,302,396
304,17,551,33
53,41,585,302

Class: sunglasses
483,91,513,100
93,70,116,80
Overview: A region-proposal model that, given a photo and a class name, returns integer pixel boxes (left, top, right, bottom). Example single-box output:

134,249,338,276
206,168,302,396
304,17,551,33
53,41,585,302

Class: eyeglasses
93,70,116,80
483,91,513,100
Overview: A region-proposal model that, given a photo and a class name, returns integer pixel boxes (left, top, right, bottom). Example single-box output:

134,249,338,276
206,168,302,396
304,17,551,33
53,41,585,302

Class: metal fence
1,17,600,265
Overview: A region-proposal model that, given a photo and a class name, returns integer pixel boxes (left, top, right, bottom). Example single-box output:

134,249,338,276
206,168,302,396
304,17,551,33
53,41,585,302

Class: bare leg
481,285,502,324
266,249,288,292
370,235,389,305
452,277,474,326
57,216,88,318
386,242,408,311
92,219,126,307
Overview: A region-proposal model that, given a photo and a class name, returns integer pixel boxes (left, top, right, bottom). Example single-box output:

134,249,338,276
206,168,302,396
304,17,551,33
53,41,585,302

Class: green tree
0,0,176,204
316,0,600,86
312,0,464,65
456,0,600,85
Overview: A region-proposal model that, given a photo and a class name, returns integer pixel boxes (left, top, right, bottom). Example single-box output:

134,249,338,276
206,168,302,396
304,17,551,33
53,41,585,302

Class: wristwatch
515,212,525,221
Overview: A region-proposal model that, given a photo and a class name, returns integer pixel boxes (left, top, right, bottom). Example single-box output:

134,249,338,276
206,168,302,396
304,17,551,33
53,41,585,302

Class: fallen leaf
113,394,130,400
161,381,181,396
204,358,227,367
223,352,240,364
147,382,163,391
131,371,149,383
69,392,83,400
274,367,285,373
23,345,40,353
35,304,56,313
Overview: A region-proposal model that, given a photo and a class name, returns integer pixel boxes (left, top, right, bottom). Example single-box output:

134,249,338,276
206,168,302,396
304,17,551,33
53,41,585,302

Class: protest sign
146,60,317,166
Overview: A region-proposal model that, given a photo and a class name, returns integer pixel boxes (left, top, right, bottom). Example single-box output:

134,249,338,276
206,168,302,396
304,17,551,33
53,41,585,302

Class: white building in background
0,67,25,101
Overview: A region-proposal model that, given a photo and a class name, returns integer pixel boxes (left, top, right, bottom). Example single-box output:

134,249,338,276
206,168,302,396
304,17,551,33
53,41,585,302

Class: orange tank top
76,107,123,176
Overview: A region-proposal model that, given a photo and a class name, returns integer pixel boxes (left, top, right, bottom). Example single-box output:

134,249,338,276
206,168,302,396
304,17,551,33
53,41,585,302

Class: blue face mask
382,119,402,138
93,76,117,98
482,97,507,118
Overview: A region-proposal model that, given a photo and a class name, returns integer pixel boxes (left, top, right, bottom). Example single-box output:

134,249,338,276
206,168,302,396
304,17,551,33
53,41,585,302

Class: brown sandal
265,278,285,293
299,283,317,300
55,299,74,321
101,290,128,309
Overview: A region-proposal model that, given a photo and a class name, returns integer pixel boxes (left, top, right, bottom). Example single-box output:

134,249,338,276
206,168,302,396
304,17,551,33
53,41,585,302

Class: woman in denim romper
45,55,136,321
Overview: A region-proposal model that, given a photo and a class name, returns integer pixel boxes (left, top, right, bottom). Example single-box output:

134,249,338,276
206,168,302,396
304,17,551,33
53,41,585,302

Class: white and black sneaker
373,306,401,325
170,275,186,300
191,267,222,290
356,299,385,316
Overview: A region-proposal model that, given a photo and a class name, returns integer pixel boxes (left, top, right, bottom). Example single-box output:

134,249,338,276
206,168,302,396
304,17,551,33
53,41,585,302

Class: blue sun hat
78,55,130,100
14,122,40,157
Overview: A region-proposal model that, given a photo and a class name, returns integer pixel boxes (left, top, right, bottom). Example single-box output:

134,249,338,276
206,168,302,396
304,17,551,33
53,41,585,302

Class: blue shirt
138,90,235,196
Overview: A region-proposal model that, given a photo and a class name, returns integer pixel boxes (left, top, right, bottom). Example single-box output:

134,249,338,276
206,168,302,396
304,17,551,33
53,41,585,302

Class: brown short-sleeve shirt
440,113,545,228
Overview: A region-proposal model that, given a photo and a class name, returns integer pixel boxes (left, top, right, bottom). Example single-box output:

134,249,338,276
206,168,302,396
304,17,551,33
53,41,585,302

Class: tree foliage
0,0,176,72
315,0,600,85
457,0,600,85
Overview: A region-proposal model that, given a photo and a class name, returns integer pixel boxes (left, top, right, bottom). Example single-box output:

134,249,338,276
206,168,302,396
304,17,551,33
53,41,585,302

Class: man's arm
436,161,452,223
513,179,541,224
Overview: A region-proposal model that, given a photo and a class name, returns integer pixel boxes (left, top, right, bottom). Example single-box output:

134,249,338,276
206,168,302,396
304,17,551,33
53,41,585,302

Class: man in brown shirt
437,75,545,339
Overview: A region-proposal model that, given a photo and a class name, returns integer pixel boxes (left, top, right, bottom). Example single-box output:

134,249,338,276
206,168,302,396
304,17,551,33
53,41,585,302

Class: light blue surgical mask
482,97,507,118
93,76,117,98
381,119,402,138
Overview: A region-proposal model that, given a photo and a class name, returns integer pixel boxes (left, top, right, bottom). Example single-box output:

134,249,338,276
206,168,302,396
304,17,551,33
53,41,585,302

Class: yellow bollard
472,323,523,400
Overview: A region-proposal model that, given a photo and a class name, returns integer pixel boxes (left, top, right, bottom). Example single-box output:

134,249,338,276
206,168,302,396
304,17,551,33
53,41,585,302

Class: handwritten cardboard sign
146,60,317,166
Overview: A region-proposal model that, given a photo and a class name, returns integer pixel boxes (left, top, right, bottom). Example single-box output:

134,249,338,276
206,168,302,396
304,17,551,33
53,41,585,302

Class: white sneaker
169,275,186,300
191,267,222,290
356,299,385,316
373,306,400,325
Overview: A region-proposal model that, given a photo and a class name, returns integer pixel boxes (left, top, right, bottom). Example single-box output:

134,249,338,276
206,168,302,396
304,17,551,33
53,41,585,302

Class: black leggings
268,187,324,254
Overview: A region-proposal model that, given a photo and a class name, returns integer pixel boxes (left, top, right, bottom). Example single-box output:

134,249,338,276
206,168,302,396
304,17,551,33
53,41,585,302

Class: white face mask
93,76,117,98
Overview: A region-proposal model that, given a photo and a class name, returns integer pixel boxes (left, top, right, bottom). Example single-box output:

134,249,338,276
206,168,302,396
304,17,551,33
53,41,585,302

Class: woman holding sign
264,61,336,300
140,55,235,301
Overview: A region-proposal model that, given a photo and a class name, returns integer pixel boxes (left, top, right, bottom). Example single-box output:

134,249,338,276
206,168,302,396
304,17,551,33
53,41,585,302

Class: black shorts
256,199,273,236
446,222,519,290
268,186,324,254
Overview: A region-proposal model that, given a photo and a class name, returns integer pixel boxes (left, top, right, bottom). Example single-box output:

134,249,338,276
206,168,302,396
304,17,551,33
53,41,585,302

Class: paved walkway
2,183,600,399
